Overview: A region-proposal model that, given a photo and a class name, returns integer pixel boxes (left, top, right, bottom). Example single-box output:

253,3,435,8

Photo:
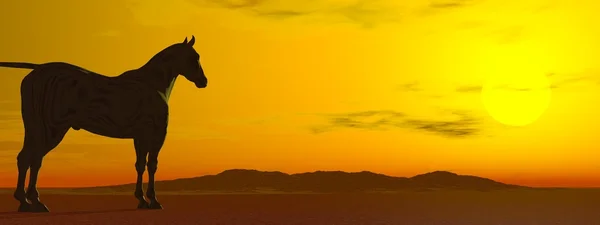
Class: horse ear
188,35,195,46
183,37,188,44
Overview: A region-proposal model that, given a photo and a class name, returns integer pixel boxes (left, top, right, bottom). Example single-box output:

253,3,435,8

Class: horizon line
1,168,599,189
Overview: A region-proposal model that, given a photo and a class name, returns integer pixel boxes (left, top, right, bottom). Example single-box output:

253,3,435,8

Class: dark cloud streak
418,0,484,16
455,85,482,93
428,0,482,9
396,81,422,92
454,72,597,94
403,111,479,137
311,110,482,138
549,75,592,90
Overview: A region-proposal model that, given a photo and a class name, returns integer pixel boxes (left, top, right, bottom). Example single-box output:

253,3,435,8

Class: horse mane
144,44,183,67
117,43,182,80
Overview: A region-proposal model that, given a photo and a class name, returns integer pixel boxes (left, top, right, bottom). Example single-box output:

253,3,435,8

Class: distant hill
71,169,524,193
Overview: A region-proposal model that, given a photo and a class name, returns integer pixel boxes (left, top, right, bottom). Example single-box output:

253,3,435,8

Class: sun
480,56,552,127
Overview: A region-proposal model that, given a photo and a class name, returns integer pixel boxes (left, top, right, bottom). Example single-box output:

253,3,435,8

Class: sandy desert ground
0,189,598,225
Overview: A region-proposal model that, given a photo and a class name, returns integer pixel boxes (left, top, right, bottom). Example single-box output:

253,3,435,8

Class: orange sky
1,0,600,188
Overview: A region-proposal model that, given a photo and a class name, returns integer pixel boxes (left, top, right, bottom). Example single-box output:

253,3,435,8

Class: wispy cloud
125,0,203,27
539,71,597,90
428,0,482,9
404,110,480,137
453,71,600,94
395,81,422,92
394,81,448,99
456,83,550,94
199,0,403,28
455,85,482,93
451,21,530,45
125,0,495,29
418,0,485,16
487,26,526,45
125,0,404,28
311,109,482,138
549,73,595,90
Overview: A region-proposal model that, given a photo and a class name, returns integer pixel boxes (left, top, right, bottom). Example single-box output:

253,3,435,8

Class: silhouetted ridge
77,169,522,193
410,171,517,190
289,170,409,192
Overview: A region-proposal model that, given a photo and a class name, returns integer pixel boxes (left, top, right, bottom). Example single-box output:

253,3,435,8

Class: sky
0,0,600,188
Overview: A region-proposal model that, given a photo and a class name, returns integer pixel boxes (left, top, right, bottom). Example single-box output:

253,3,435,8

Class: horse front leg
146,149,163,209
134,124,166,210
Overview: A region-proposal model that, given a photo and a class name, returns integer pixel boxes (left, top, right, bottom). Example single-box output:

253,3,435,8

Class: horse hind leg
14,135,33,212
21,125,70,213
132,135,152,209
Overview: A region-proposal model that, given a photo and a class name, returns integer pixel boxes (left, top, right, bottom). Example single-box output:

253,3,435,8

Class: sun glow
480,49,552,127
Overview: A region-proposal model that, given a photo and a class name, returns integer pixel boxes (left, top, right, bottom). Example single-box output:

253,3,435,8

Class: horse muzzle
195,77,208,88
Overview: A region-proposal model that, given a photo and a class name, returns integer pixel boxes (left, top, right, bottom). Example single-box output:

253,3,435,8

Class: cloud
456,84,552,94
309,110,405,133
197,0,403,28
456,84,543,93
311,109,482,138
488,26,525,45
126,0,492,28
428,0,482,9
403,110,480,137
126,0,203,27
417,0,484,16
394,81,449,99
395,81,422,92
454,71,598,94
453,22,528,45
455,85,482,93
125,0,404,28
549,74,594,90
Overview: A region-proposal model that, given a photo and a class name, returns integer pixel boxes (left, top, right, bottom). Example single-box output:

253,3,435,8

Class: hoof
148,201,163,210
137,200,150,209
17,202,31,212
29,202,50,213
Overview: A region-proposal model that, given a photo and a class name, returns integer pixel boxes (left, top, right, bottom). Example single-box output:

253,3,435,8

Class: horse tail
0,62,39,70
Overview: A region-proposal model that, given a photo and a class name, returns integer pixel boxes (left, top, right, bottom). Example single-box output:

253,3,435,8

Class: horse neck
124,62,179,102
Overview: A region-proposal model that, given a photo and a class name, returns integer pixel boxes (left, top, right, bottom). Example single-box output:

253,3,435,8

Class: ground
0,189,598,225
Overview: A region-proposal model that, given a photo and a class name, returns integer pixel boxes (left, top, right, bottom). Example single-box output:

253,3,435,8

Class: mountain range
72,169,525,193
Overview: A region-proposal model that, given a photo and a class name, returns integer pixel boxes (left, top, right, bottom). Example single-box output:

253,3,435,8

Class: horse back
20,62,166,138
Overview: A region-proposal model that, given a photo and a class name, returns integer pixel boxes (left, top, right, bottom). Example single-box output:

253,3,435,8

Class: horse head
173,36,207,88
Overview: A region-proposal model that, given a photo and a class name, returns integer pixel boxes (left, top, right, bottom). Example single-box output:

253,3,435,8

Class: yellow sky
1,0,600,188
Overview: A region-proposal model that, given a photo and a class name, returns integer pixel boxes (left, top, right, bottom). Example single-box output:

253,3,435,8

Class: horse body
21,62,169,139
76,85,168,139
1,36,207,212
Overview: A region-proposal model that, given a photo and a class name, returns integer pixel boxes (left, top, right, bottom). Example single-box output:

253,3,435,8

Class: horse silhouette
0,36,207,212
